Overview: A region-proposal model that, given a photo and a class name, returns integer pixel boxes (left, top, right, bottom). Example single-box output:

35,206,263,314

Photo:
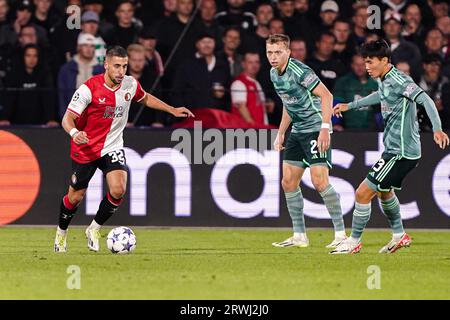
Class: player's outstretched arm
415,92,450,149
312,82,332,153
61,111,89,145
334,92,381,117
274,106,291,151
141,93,194,118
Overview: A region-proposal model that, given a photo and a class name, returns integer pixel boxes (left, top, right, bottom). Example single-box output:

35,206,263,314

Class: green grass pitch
0,227,449,299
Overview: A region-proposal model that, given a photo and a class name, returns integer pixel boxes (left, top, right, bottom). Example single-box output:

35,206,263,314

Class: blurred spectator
57,33,103,118
49,0,80,70
0,44,56,125
294,0,309,14
317,0,339,33
137,28,164,78
402,3,427,47
383,11,422,81
424,28,446,57
417,54,450,131
156,0,201,90
81,11,106,64
352,4,368,46
268,18,285,35
252,2,273,43
31,0,60,35
126,44,166,127
307,31,347,90
172,33,231,111
0,0,9,28
378,0,410,13
0,0,49,50
215,0,257,32
364,32,381,44
395,61,411,75
198,0,223,50
217,27,243,78
431,0,448,20
332,19,356,68
231,52,271,126
278,0,302,39
82,0,114,37
435,16,450,76
333,54,380,131
290,38,307,62
103,0,142,48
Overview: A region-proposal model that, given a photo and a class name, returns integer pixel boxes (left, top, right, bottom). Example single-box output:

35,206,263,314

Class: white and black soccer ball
106,226,136,254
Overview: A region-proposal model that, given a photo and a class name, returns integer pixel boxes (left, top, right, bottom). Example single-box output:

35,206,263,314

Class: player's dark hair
360,40,391,61
106,46,128,59
316,31,336,43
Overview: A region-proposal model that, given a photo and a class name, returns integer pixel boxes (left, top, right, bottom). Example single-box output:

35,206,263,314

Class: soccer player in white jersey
54,46,194,252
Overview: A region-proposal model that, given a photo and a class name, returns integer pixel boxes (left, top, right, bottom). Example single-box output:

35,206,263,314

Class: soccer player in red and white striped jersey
54,46,194,253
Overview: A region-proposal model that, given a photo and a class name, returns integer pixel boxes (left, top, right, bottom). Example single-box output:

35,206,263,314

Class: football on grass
106,226,136,254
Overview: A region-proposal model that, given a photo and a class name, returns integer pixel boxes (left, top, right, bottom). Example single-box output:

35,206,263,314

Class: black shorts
70,149,128,190
283,131,332,169
366,153,419,192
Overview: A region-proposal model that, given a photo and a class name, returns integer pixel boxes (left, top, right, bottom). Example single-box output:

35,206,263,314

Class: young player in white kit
54,46,194,253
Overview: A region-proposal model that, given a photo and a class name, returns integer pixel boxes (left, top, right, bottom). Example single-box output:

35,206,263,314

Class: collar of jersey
278,57,290,76
381,66,395,82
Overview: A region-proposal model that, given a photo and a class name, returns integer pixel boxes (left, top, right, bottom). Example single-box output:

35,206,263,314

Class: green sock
381,195,404,236
351,202,371,239
285,187,306,233
320,185,345,233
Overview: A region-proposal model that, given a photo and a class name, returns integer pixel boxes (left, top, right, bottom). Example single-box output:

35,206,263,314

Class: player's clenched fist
333,103,349,118
73,131,89,145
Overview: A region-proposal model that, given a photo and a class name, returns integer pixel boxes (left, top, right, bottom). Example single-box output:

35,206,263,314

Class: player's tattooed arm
141,93,194,118
312,82,332,153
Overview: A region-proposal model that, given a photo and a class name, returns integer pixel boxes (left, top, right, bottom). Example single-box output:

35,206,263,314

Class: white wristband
69,128,79,138
321,123,330,129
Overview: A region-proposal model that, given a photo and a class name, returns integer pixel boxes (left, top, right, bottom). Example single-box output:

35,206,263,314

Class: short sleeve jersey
67,74,146,163
270,58,322,133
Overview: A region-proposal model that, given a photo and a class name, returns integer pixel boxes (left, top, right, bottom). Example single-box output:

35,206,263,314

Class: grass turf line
0,227,449,299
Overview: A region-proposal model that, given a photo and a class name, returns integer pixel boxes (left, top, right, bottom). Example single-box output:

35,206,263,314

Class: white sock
57,227,67,235
89,220,101,230
393,232,404,240
349,236,360,244
294,232,307,239
335,230,347,239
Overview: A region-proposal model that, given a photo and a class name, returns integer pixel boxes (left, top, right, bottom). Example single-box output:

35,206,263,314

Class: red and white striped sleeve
132,80,146,103
67,84,92,117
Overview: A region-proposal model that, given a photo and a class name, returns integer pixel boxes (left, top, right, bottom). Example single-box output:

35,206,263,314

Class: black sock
94,193,122,225
59,196,78,230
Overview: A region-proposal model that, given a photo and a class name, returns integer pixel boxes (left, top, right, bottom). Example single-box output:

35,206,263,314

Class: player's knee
282,177,298,192
311,174,327,192
109,185,126,199
355,186,371,203
68,190,86,205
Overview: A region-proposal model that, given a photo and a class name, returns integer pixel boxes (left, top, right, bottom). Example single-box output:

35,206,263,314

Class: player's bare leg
330,181,376,254
272,162,309,248
55,187,86,252
86,170,127,252
378,191,411,253
310,165,347,248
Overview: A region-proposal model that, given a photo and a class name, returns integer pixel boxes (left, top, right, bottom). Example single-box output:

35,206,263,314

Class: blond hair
266,34,290,49
127,43,145,55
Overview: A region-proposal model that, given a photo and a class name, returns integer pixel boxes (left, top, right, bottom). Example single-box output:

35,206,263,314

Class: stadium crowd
0,0,448,130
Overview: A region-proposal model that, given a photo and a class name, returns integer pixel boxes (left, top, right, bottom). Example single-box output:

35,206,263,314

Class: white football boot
85,227,101,252
272,235,309,248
